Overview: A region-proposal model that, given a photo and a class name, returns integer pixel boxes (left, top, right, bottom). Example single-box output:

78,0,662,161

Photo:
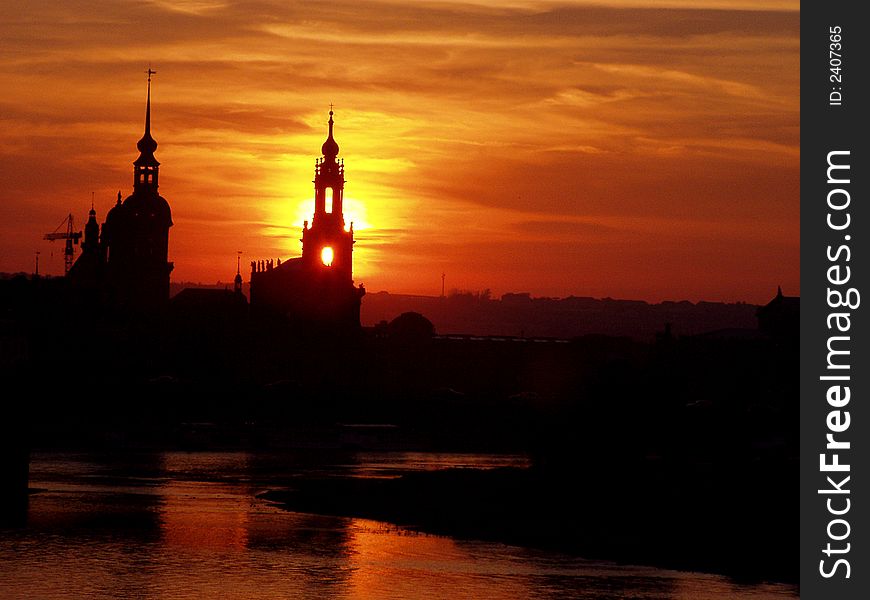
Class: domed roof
388,312,435,341
321,110,339,159
85,209,99,227
122,190,173,228
137,130,158,156
105,191,124,223
84,206,100,243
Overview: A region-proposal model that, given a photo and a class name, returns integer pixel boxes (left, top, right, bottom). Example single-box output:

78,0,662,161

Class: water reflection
0,451,798,600
158,479,250,550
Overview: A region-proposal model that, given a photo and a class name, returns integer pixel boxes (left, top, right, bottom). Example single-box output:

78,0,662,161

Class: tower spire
144,67,156,140
137,68,158,158
321,107,339,161
134,67,160,188
234,250,243,294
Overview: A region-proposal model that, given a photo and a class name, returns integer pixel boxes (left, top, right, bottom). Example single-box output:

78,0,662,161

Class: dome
105,192,125,224
388,312,435,342
321,136,339,158
122,190,173,228
321,110,339,158
137,130,158,155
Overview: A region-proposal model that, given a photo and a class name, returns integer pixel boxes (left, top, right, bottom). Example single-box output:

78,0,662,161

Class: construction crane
44,213,82,275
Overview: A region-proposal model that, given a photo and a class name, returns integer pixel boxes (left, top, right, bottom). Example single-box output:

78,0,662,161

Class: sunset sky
0,0,799,303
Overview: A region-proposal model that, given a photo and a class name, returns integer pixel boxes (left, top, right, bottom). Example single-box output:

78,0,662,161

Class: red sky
0,0,799,303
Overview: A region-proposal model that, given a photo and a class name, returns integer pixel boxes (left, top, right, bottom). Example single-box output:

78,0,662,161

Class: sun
321,246,334,266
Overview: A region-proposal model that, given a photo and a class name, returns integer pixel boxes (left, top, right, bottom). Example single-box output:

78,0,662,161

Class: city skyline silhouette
0,1,799,304
1,3,800,597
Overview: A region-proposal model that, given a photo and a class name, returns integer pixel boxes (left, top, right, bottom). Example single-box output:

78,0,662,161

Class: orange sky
0,0,799,303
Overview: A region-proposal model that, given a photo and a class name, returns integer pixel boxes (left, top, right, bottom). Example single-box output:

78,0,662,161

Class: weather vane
146,66,157,82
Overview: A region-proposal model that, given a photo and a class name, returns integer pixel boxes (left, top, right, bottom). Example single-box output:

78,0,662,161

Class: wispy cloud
0,0,799,302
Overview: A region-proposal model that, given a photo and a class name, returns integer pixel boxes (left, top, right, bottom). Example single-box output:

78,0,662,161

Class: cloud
0,0,799,302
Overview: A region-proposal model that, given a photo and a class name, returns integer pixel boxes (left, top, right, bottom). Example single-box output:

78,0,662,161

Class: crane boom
43,213,83,275
44,232,82,241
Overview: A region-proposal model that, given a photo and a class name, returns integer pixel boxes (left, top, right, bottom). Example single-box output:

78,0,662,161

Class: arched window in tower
325,187,333,213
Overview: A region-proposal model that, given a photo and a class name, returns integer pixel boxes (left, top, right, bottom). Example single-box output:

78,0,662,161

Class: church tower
234,254,243,295
249,109,365,328
67,200,103,291
132,69,160,192
301,110,355,283
103,70,174,311
81,201,100,257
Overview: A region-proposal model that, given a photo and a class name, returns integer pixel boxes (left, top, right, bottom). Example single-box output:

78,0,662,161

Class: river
0,451,798,599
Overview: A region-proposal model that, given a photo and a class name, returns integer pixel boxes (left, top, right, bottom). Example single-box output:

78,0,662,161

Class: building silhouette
250,110,365,328
756,286,799,339
67,201,102,292
68,71,173,311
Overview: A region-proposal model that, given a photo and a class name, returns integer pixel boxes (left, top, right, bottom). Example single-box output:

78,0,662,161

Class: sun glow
0,0,797,302
321,246,334,266
282,196,371,233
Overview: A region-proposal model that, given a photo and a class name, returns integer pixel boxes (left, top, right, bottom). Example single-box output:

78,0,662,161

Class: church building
250,110,365,328
68,71,173,312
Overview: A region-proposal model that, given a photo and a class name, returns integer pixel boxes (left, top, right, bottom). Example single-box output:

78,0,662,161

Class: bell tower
102,69,174,311
301,109,355,283
133,68,160,191
249,107,364,328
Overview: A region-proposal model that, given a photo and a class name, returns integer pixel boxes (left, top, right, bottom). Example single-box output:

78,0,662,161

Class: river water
1,451,798,599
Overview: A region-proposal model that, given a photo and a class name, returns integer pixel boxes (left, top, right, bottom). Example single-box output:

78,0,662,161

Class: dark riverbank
261,459,797,585
4,277,798,586
0,421,29,526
